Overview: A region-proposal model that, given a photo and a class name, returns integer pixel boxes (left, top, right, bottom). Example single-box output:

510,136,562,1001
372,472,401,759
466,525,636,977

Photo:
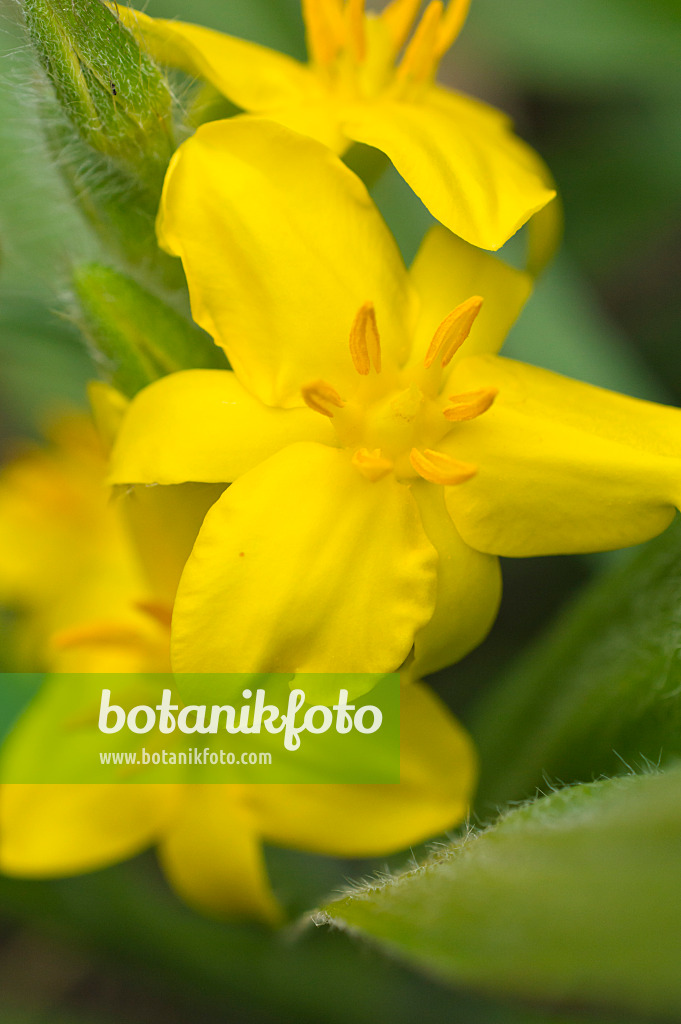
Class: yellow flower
109,119,681,681
0,406,476,923
115,0,556,251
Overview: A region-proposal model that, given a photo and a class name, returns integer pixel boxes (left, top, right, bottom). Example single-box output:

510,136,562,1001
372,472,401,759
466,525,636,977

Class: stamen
349,301,382,375
352,447,394,482
444,387,498,422
381,0,424,53
52,622,145,650
345,0,366,60
410,447,477,485
434,0,471,58
424,295,483,369
302,379,346,417
302,0,345,64
136,600,174,629
396,0,443,83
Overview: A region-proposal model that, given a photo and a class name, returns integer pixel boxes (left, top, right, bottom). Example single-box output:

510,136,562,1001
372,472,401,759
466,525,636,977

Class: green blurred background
0,0,679,1021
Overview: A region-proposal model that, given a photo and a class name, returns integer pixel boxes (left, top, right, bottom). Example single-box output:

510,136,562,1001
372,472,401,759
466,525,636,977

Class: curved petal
442,355,681,557
109,370,334,486
409,482,501,679
251,104,347,153
115,6,316,112
158,119,414,407
341,97,556,251
157,786,280,924
249,681,477,855
0,784,176,876
407,225,532,376
172,443,437,673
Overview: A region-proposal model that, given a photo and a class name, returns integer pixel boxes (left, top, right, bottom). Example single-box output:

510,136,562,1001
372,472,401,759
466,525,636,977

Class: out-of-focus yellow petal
172,443,437,673
158,119,414,407
443,355,681,556
407,225,532,375
157,787,280,924
115,6,316,111
0,417,161,670
249,681,477,855
115,482,226,608
109,370,334,487
409,482,501,679
341,98,556,251
0,784,176,876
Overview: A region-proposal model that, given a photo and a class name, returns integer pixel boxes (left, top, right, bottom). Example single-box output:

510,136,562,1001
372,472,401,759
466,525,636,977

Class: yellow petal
249,681,477,855
157,786,280,924
172,443,437,673
408,225,532,378
443,355,681,556
115,482,226,608
115,6,316,111
410,482,501,678
0,784,176,876
158,119,414,407
341,96,556,250
109,370,334,486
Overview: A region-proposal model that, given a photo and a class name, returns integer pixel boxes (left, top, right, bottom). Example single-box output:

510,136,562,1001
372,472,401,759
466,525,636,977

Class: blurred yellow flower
0,406,476,923
115,0,555,251
110,120,681,681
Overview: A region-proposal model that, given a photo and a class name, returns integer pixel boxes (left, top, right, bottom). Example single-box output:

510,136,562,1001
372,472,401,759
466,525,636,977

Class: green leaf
470,517,681,809
73,263,227,396
320,769,681,1020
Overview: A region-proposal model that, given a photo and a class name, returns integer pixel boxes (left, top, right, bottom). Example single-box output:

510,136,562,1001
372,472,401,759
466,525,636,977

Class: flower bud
21,0,174,190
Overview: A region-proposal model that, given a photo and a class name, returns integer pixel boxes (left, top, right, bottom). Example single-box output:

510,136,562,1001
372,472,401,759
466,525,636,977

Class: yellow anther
381,0,424,53
345,0,366,60
302,0,345,65
410,447,477,485
396,0,443,83
352,447,394,482
424,295,483,369
434,0,471,58
444,387,498,422
302,379,346,417
349,300,382,375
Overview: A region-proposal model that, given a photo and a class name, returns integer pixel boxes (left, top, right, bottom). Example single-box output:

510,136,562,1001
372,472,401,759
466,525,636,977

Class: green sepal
73,263,227,398
470,517,681,810
320,768,681,1020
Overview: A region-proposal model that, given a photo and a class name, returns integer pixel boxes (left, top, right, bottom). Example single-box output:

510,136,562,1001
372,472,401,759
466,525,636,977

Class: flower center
301,294,497,485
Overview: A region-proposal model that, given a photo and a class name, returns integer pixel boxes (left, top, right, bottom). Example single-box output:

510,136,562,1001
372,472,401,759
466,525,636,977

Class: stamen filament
345,0,366,60
410,447,477,485
352,447,394,482
52,622,146,650
424,295,483,369
443,387,498,422
396,0,443,83
349,301,382,375
302,379,346,417
381,0,424,53
302,0,345,64
434,0,471,58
